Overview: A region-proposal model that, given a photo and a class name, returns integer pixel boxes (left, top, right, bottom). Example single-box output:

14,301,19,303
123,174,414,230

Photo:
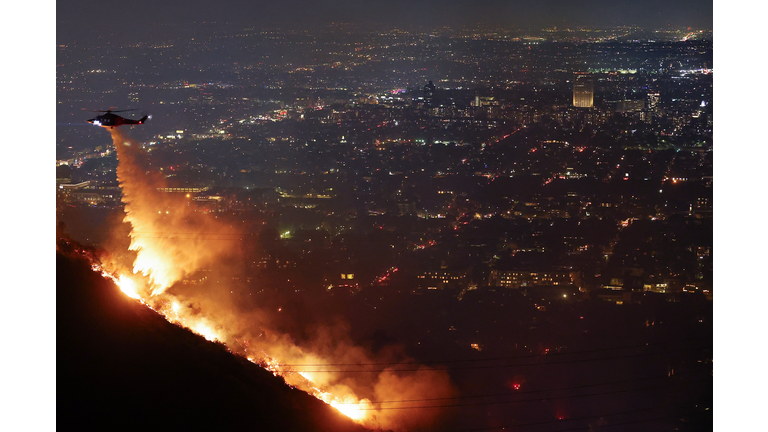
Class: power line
278,337,709,367
343,371,704,405
357,379,709,410
72,229,250,237
275,344,710,373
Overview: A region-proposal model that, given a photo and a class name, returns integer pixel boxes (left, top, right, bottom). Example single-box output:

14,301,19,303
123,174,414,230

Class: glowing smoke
101,127,456,430
109,128,239,296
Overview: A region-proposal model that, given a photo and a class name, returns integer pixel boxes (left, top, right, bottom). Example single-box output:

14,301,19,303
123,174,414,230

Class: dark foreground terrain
56,250,370,432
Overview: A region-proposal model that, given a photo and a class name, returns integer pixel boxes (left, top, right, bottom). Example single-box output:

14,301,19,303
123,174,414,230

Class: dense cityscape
57,24,712,294
53,20,713,432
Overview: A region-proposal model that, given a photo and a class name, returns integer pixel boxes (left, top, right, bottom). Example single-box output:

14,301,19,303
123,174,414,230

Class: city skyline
6,1,757,430
53,18,714,430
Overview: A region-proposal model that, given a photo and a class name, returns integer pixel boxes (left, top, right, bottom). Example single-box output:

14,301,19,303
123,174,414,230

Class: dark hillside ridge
57,252,371,431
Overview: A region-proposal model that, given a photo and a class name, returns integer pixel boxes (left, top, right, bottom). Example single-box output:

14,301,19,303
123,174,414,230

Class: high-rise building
573,72,594,108
616,100,645,113
472,96,500,119
647,91,660,113
423,80,436,108
643,91,661,122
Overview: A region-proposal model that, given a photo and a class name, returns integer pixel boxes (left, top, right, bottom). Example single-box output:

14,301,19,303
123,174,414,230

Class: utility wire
275,344,710,373
357,378,709,410
340,371,705,405
278,337,710,367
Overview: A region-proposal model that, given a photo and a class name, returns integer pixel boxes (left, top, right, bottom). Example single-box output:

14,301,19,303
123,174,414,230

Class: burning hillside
56,249,370,432
107,128,241,296
64,128,456,431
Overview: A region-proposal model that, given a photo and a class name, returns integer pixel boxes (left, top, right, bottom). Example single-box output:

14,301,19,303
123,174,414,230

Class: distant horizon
56,21,713,46
57,0,713,41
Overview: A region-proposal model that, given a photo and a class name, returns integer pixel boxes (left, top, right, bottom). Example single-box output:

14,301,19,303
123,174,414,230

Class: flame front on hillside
89,128,455,430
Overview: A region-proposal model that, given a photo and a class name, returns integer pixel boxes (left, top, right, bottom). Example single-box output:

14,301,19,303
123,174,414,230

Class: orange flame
117,275,141,299
109,128,239,296
90,128,456,429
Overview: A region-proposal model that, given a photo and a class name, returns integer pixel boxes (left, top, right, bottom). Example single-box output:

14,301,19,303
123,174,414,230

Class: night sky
57,0,713,40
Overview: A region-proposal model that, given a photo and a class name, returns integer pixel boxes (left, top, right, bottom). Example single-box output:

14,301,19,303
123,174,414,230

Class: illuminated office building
573,72,594,108
647,91,660,113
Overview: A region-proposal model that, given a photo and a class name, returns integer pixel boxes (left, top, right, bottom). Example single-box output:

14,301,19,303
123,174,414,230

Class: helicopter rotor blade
83,108,138,113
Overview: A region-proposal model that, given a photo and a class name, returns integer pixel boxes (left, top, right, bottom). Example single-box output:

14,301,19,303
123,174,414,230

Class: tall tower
647,91,660,113
573,72,594,108
424,80,436,108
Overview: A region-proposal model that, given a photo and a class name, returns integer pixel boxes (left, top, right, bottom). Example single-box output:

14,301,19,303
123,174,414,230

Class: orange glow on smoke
329,397,370,421
117,275,141,299
87,128,456,428
108,128,239,296
102,269,373,422
191,322,221,342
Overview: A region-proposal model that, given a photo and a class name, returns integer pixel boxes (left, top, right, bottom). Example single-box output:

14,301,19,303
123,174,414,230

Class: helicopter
86,109,150,128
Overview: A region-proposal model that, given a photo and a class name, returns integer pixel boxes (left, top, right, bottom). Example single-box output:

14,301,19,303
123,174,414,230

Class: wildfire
108,128,240,297
96,264,373,422
80,128,455,430
91,263,145,304
191,321,221,342
94,256,376,423
329,396,369,421
117,275,141,300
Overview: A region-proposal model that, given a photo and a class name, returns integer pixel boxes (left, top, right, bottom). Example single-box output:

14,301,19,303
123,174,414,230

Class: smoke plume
109,128,239,295
101,128,456,430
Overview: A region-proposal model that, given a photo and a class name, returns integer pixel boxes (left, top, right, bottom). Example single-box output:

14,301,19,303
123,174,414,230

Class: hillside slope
57,251,371,431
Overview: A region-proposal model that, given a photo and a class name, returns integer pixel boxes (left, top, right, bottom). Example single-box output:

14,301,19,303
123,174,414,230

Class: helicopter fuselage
87,111,149,128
